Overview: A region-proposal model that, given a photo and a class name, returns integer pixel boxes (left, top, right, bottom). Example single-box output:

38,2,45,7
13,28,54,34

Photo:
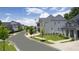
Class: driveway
9,31,59,51
50,40,79,51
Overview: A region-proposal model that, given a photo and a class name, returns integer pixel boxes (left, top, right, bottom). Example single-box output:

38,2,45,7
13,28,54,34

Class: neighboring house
36,22,40,32
37,15,67,34
63,14,79,40
3,21,22,32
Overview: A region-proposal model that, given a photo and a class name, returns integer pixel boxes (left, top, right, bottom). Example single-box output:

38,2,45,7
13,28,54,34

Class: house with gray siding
37,15,67,34
63,14,79,40
3,21,22,32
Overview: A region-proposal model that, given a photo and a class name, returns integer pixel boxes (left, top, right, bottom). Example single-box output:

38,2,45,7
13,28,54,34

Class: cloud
16,18,36,26
1,13,12,22
2,16,12,22
0,16,36,26
39,12,49,18
53,9,71,17
39,7,71,18
25,8,44,15
50,7,67,12
58,8,67,12
41,7,48,10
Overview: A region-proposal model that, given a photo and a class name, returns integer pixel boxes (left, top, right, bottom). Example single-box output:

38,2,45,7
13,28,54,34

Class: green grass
35,34,68,41
32,37,54,44
0,41,16,51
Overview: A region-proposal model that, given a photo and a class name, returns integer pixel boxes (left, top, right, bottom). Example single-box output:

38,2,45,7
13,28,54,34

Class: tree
40,27,45,37
0,20,2,25
64,7,79,20
64,13,70,20
29,26,35,35
70,7,79,17
25,26,29,32
0,25,9,51
25,26,36,35
18,26,23,31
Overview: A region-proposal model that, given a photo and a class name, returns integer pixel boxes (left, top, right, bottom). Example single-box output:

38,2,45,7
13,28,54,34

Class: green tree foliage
25,26,36,35
25,26,29,32
18,26,23,31
29,26,35,35
0,25,9,51
70,7,79,17
64,7,79,20
64,13,70,20
40,28,45,37
0,20,2,25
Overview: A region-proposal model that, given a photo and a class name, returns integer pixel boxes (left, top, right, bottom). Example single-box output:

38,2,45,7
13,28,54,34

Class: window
58,28,59,30
51,28,53,30
68,23,71,26
54,22,56,25
37,23,40,26
71,24,74,26
76,19,79,25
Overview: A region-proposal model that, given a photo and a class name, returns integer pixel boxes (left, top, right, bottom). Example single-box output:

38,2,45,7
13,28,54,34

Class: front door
77,30,79,38
70,30,74,37
66,30,69,37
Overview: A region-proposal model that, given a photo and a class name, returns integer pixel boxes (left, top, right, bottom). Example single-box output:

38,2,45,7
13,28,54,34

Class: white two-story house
37,15,67,34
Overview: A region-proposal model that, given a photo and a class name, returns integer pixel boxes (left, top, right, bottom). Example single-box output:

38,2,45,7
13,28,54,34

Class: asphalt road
9,31,59,51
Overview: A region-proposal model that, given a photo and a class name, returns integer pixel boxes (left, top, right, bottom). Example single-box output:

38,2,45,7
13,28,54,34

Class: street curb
9,40,20,51
24,34,60,51
9,32,22,51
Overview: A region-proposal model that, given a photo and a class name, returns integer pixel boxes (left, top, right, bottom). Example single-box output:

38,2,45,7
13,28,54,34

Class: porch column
64,30,66,37
68,30,71,38
74,30,77,40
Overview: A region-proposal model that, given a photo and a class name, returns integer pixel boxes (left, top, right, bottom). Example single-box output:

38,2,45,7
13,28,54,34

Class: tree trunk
3,40,5,51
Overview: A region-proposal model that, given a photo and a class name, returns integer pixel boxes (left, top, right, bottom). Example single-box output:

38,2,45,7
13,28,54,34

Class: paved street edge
24,34,60,51
9,32,21,51
10,40,20,51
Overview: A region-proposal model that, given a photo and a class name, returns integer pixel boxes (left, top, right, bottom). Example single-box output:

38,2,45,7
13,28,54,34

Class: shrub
65,37,69,39
59,34,64,37
40,40,46,42
0,25,9,51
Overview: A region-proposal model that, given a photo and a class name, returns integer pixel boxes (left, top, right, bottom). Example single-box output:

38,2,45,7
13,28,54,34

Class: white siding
39,15,67,34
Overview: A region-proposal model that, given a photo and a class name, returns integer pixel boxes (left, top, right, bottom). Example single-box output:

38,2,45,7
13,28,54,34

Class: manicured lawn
35,34,68,41
0,41,16,51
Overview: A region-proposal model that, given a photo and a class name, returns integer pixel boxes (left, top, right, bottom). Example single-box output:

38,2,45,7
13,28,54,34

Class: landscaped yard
0,41,16,51
32,34,69,43
36,34,68,41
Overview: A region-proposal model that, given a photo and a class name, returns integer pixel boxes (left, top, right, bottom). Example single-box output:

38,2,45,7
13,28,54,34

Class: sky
0,7,71,26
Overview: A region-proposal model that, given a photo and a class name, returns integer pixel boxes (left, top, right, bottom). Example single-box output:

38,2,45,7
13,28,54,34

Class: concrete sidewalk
49,40,79,51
